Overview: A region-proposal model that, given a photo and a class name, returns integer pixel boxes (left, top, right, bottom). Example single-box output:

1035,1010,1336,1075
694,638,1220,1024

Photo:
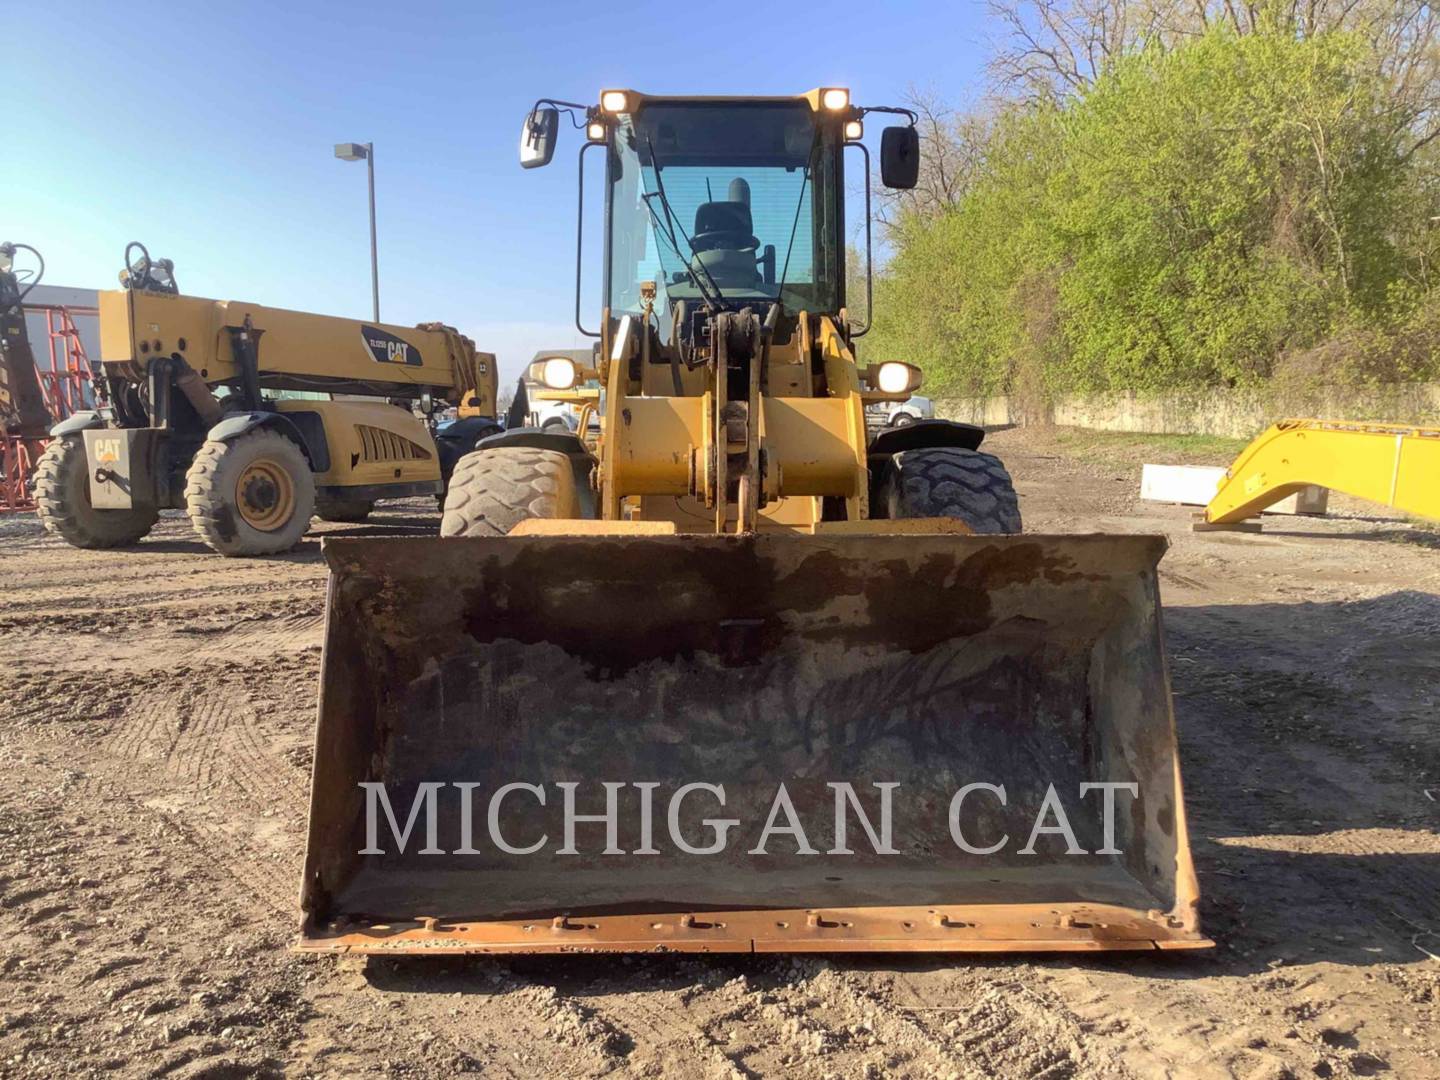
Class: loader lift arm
1203,418,1440,526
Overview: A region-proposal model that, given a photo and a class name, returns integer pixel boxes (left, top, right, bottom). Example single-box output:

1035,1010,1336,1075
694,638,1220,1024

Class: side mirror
880,126,920,190
520,107,559,169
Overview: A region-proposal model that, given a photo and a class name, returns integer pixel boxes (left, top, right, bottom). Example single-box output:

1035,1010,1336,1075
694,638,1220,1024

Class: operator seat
691,179,762,289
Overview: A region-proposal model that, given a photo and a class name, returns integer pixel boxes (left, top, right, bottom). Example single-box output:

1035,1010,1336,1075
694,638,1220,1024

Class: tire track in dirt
3,603,325,676
1,743,556,1079
0,752,308,1078
353,959,647,1078
6,661,624,1078
569,957,1013,1078
10,659,314,919
54,725,299,918
769,960,1110,1080
767,963,969,1077
0,583,322,623
180,610,326,662
1031,962,1295,1078
873,965,1108,1079
572,963,755,1078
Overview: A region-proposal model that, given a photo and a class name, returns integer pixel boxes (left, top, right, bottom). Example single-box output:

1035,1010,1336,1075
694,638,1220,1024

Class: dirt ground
1,425,1436,1079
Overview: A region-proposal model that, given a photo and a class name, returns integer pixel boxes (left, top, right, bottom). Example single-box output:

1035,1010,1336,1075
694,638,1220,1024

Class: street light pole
334,141,379,322
364,143,378,323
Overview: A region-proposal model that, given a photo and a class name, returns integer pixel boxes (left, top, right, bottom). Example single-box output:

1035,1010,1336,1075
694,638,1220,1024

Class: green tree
869,25,1437,398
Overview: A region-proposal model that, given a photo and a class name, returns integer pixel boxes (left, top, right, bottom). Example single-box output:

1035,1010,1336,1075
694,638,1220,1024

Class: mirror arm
858,104,918,127
576,141,602,338
529,97,592,124
850,143,874,339
524,97,593,156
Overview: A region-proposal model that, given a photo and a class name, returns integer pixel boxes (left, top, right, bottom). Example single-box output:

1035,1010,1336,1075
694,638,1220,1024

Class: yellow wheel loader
299,89,1209,955
35,243,500,556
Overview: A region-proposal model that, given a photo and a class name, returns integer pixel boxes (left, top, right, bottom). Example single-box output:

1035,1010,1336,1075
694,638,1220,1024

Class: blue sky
7,1,992,381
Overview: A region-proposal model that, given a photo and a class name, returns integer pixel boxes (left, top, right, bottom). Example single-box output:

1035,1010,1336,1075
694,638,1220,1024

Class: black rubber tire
314,496,374,523
33,436,158,549
440,446,579,537
437,418,504,492
184,429,315,556
878,447,1022,533
890,412,916,427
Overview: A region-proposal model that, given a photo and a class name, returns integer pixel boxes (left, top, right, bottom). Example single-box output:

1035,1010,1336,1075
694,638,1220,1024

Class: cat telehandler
35,243,499,555
299,89,1207,955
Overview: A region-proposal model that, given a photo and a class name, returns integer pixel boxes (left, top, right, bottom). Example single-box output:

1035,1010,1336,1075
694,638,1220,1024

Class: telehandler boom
300,89,1208,955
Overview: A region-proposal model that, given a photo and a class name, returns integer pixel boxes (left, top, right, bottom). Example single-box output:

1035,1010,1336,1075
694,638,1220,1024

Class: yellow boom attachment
1203,419,1439,526
98,289,496,412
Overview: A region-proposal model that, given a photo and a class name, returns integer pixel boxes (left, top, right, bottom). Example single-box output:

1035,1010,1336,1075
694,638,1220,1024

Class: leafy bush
868,27,1440,398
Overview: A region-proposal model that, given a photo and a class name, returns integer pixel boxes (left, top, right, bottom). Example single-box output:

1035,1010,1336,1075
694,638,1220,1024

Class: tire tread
34,437,157,548
440,447,577,536
880,447,1022,533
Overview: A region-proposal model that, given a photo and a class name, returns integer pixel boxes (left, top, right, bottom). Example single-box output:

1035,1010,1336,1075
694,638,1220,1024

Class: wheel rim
235,458,296,531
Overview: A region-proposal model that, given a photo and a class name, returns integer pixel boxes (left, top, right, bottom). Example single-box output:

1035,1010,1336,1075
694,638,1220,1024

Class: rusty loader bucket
297,532,1209,954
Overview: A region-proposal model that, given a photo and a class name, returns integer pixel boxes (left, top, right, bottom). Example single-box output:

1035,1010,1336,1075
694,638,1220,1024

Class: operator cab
518,88,921,346
609,97,837,320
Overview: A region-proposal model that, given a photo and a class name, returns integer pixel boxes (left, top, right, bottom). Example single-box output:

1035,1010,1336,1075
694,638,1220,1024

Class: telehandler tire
185,429,315,556
314,496,374,523
440,446,579,537
879,446,1022,533
33,436,159,548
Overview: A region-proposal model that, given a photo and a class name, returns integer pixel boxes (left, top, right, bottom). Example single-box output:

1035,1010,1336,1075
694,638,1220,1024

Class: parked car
530,395,581,432
866,394,934,429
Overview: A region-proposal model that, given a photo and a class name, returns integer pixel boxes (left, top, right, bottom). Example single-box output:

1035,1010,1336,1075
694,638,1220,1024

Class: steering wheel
124,241,157,289
691,231,760,254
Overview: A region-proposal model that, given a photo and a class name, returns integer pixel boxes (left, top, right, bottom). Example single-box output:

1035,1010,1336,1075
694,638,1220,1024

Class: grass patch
1048,428,1250,468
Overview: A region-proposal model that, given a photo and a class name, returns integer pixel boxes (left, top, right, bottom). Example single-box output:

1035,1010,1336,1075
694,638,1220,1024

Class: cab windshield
606,101,842,322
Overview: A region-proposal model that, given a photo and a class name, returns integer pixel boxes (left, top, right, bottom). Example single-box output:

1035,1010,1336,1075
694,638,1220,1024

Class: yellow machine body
86,287,495,507
98,289,496,413
271,400,440,491
299,89,1209,956
595,313,873,532
1204,418,1440,526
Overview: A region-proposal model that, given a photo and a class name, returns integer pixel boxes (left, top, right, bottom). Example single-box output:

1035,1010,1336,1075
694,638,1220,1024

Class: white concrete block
1141,464,1225,507
1140,464,1328,516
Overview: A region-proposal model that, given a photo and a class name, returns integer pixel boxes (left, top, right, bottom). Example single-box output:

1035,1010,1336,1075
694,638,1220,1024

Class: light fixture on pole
334,141,379,322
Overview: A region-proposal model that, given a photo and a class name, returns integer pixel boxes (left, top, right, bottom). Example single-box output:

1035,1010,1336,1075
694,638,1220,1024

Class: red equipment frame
1,303,98,512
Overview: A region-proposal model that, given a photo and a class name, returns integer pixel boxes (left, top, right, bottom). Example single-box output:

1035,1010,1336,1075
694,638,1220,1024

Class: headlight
586,120,606,142
875,361,920,394
844,119,863,141
821,88,850,111
536,356,580,390
600,90,629,113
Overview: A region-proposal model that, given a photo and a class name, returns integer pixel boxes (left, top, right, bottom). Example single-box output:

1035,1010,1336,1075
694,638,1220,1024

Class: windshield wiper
644,136,727,308
640,191,720,312
775,133,819,314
